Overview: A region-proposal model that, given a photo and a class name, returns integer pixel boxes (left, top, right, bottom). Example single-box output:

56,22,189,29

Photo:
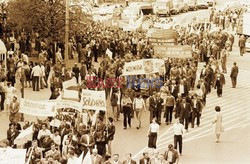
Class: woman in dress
148,117,160,150
5,82,17,115
212,106,223,143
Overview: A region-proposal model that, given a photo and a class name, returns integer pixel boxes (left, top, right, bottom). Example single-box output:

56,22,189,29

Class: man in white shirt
50,129,61,147
31,62,42,91
37,123,51,140
173,119,185,156
133,95,146,129
40,62,46,89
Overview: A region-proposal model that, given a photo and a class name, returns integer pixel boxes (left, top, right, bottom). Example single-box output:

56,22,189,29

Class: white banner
55,99,82,112
0,148,26,164
62,89,79,100
63,78,77,89
81,90,106,111
123,59,165,75
123,60,144,75
20,98,56,117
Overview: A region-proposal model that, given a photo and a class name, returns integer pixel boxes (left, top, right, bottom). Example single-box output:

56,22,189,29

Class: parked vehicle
184,0,198,11
153,0,172,17
170,2,182,14
246,37,250,52
206,0,216,7
197,0,209,9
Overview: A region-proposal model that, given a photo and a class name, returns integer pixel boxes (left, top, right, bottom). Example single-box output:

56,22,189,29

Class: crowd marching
0,4,246,164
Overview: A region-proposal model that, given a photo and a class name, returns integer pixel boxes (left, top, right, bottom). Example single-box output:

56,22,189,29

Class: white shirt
173,123,184,135
31,65,42,77
179,84,184,94
168,151,173,162
37,129,51,140
50,134,61,146
149,123,160,133
40,65,45,76
133,98,145,109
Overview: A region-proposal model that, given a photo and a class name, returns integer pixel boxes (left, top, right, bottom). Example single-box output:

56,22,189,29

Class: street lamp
64,0,69,63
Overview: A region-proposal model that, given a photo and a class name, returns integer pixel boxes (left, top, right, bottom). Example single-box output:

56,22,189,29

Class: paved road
1,2,250,163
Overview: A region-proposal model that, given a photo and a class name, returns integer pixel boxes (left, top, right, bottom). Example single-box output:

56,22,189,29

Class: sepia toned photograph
0,0,249,163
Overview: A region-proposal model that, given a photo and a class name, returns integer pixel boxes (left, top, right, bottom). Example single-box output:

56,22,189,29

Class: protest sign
81,90,106,111
55,99,82,112
154,45,192,59
63,78,77,89
62,89,79,101
20,98,56,117
149,29,177,45
0,148,26,164
50,119,61,128
123,59,165,75
123,60,144,75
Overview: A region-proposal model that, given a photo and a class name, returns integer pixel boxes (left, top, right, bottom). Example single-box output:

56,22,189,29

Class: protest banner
123,60,144,75
154,45,192,59
63,78,77,89
50,119,61,128
123,59,165,75
55,99,82,112
14,124,33,145
20,98,56,117
148,29,177,45
0,148,26,164
81,90,106,111
62,89,79,101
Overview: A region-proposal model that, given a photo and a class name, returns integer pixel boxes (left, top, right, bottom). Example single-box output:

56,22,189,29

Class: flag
106,48,113,59
82,113,88,126
14,124,33,145
82,150,92,164
75,152,84,164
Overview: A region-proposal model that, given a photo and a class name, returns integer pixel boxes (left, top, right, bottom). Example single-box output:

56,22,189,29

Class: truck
153,0,173,17
183,0,198,11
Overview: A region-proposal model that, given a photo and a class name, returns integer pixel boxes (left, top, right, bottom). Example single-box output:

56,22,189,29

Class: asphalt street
0,1,250,163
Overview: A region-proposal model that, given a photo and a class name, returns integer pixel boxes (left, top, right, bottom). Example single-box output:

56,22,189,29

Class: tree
6,0,91,41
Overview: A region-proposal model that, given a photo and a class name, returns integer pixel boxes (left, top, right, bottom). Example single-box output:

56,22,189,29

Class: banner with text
20,98,56,117
81,90,106,111
154,45,192,59
123,59,165,75
0,148,26,164
148,29,177,45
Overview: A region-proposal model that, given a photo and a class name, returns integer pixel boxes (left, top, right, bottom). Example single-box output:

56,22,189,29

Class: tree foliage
6,0,91,41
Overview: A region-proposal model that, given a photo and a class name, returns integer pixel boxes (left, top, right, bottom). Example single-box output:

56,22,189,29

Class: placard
20,98,56,117
81,90,106,111
0,148,26,164
154,45,192,59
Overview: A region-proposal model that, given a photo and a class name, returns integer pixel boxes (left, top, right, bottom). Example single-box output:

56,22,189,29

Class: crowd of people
0,3,246,164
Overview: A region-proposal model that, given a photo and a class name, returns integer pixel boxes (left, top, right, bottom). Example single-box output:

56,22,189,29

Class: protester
164,144,179,164
173,119,185,156
148,117,160,150
212,106,224,143
230,62,239,88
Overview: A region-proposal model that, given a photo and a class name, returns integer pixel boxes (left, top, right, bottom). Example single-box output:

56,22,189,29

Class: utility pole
64,0,69,64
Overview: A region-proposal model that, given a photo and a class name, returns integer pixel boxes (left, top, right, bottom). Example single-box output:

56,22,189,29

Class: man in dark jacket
180,98,192,131
72,63,80,84
230,62,239,88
